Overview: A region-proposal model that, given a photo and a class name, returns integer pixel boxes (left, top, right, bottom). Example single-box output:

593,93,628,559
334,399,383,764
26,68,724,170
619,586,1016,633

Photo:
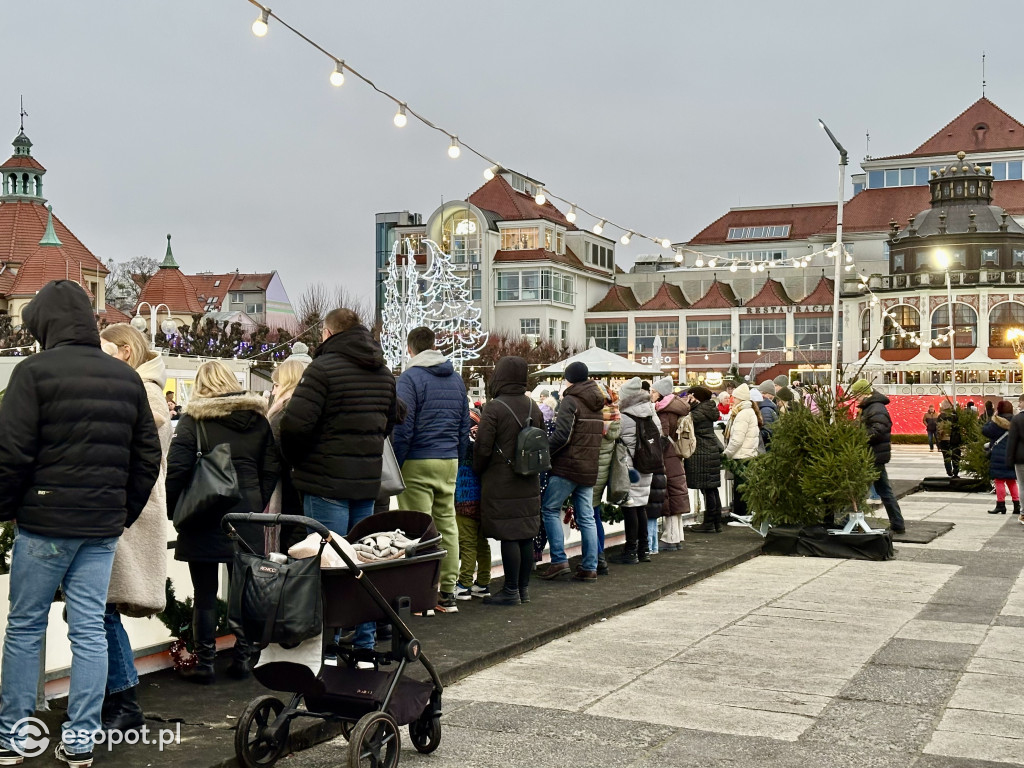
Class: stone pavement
295,449,1024,768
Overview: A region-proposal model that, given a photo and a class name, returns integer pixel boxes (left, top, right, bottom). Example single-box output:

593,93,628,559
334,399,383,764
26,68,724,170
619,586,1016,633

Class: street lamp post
934,251,956,404
818,119,848,405
132,302,178,348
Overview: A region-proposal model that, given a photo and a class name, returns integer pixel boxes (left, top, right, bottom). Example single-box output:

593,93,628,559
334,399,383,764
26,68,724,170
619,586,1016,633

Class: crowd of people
0,281,910,766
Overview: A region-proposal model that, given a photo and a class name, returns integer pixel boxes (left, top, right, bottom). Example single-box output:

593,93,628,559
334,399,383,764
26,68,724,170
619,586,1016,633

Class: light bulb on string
252,8,270,37
592,219,605,235
484,165,500,180
447,137,461,159
661,238,671,249
620,231,633,245
729,264,738,273
845,264,853,271
534,188,546,206
566,206,577,223
846,254,854,263
330,60,345,87
707,259,716,268
695,257,705,268
393,104,408,127
674,249,684,264
749,263,757,273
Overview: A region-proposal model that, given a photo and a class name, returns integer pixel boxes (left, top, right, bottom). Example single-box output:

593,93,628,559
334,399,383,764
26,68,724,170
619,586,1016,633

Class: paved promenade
295,446,1024,768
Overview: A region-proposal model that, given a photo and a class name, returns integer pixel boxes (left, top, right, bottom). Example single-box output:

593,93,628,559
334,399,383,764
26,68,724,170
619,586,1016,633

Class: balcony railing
844,269,1024,294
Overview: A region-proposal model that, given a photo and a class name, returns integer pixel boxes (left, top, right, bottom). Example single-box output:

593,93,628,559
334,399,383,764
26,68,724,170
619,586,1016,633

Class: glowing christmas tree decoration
419,239,488,373
380,239,427,369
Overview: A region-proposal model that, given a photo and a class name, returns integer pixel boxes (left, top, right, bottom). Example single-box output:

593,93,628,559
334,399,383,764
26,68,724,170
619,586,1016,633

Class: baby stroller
223,510,446,768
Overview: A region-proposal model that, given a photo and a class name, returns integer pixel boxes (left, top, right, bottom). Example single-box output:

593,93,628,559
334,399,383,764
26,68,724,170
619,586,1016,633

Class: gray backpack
495,398,551,476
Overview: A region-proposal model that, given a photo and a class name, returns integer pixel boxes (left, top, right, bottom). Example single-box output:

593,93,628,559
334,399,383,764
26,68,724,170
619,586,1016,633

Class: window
860,308,871,352
686,320,731,352
245,302,264,315
213,280,221,287
930,303,977,347
556,231,564,255
727,250,786,262
495,269,574,305
471,273,481,301
726,225,791,240
520,318,540,336
950,249,966,267
739,318,785,351
441,210,480,263
893,253,905,272
500,227,539,251
561,322,570,344
982,248,999,266
885,169,900,187
853,182,864,196
794,317,832,349
587,322,627,354
915,166,930,185
883,305,919,350
990,302,1024,346
1011,161,1024,181
230,292,245,303
1013,249,1024,267
549,319,558,340
587,242,612,268
868,170,883,189
901,168,916,186
544,227,554,251
635,321,679,354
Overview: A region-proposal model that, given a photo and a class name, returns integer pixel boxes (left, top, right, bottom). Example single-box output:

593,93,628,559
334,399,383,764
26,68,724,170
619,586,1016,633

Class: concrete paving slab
994,614,1024,628
914,755,1024,768
666,660,849,698
929,575,1014,608
947,671,1024,715
897,619,990,645
925,729,1024,765
801,700,937,754
936,707,1024,740
840,664,960,708
872,638,978,672
967,656,1024,677
976,626,1024,662
917,602,1001,625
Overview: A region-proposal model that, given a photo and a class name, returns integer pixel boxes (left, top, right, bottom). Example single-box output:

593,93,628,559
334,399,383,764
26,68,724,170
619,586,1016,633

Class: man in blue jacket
392,327,470,613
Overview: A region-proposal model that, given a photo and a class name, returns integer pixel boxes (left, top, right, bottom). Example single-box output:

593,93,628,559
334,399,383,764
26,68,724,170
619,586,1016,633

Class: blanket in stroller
352,529,419,562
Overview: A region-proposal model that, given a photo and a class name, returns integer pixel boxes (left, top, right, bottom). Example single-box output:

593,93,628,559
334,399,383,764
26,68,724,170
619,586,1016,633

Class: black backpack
626,413,664,474
495,398,551,476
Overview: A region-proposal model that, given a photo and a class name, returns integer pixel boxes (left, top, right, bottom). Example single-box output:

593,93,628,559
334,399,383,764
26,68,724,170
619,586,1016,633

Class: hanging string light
447,137,461,159
393,104,408,128
251,8,270,37
534,188,546,206
565,206,577,223
592,219,606,235
620,231,633,245
329,60,345,87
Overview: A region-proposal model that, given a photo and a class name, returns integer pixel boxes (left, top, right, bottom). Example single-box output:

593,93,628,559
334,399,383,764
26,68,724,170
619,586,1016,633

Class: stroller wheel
235,695,288,768
409,714,442,754
348,711,400,768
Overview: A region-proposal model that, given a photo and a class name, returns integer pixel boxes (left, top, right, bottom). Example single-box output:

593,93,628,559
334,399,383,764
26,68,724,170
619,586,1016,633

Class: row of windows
860,301,1024,350
587,318,834,354
496,269,574,305
865,160,1024,190
585,242,614,269
727,250,787,262
892,249,1024,271
520,318,570,343
726,225,791,240
500,226,565,255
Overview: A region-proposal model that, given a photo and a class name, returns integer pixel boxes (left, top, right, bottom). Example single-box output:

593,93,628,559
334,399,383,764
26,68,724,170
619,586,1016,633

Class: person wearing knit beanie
564,361,589,384
758,380,776,397
688,385,713,402
653,376,674,398
773,374,790,389
732,383,751,402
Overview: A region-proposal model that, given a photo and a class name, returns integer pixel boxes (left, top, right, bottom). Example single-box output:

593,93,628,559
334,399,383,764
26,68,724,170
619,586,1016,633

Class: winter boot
596,553,609,576
989,501,1007,515
1015,501,1021,515
685,520,719,534
102,686,145,731
612,545,639,565
637,539,651,563
482,586,520,606
181,608,217,685
227,634,253,680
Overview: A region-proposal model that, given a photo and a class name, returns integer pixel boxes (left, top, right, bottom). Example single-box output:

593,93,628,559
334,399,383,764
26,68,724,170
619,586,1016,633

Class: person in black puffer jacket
850,379,905,533
0,280,161,761
166,361,280,685
684,387,724,533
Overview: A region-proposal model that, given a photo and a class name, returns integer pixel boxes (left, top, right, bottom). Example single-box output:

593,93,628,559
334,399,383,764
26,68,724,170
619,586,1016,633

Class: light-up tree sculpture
380,239,426,370
420,239,488,373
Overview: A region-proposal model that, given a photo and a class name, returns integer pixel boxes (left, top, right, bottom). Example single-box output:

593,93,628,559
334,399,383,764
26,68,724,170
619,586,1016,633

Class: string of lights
853,273,958,350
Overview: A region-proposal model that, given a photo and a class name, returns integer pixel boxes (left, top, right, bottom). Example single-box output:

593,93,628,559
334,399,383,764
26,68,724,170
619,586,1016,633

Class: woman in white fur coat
723,383,761,520
100,324,172,731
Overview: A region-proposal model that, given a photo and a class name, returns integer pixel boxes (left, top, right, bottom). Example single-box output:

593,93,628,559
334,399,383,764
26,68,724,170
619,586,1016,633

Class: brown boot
539,562,571,580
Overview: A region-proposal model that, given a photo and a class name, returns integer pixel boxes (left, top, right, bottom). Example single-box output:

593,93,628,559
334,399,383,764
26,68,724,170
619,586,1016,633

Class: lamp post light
934,250,956,404
1007,328,1024,394
818,118,848,405
132,302,178,348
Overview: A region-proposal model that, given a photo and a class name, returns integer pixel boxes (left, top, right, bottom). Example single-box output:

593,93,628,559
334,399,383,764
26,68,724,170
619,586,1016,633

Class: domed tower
0,128,46,202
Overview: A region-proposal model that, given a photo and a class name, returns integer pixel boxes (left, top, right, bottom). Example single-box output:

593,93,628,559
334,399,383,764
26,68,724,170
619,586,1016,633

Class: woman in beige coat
99,324,172,731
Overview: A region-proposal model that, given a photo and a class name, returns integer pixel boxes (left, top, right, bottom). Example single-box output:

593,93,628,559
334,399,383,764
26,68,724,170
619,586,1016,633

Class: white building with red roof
0,126,114,324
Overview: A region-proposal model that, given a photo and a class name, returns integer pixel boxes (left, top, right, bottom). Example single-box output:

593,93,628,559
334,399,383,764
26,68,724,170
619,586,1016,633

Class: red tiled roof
898,98,1024,159
689,280,738,309
101,304,133,324
688,204,836,245
467,176,577,229
1,154,45,172
9,244,94,298
492,247,610,277
0,265,14,294
745,278,794,307
799,276,835,306
187,272,273,305
138,266,204,314
588,284,640,312
638,281,689,310
0,201,107,274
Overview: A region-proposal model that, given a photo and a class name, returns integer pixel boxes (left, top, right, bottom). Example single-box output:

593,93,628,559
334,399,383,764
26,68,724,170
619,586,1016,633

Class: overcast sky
3,1,1022,307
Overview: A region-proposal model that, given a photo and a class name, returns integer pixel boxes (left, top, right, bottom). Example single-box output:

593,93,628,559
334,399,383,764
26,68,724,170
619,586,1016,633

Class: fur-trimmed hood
185,391,268,421
993,414,1012,431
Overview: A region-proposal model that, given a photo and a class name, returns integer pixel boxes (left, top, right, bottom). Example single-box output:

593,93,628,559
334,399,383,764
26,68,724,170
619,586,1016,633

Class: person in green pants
392,327,471,613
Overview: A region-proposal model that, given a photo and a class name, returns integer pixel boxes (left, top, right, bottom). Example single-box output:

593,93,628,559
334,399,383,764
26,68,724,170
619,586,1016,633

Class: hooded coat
724,385,760,460
655,394,691,516
106,353,172,617
549,379,605,486
758,398,779,426
392,349,470,465
685,397,722,489
592,394,622,506
474,357,545,541
280,325,397,501
858,391,893,466
618,380,656,508
166,392,281,562
983,415,1015,480
0,281,161,538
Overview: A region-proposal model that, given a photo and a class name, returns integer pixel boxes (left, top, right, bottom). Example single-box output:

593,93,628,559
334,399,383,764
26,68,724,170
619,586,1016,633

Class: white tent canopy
533,346,663,379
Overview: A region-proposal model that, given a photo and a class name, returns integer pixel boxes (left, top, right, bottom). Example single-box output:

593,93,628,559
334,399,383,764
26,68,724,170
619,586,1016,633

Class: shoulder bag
380,438,406,496
172,421,243,532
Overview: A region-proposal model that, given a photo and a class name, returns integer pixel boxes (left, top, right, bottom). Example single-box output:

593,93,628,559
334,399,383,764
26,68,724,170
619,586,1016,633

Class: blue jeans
104,605,138,694
303,495,375,650
874,465,905,530
647,518,659,553
541,475,598,572
0,529,118,756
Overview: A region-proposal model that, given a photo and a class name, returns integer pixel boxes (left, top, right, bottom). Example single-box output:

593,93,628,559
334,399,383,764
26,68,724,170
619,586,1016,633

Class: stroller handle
221,512,330,539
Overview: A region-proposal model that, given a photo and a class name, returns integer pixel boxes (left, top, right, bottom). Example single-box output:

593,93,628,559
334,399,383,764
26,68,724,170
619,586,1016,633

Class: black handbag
172,422,243,532
228,541,325,649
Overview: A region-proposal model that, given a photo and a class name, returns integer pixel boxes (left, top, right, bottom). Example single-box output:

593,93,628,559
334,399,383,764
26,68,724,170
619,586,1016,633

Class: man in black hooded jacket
0,280,161,764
